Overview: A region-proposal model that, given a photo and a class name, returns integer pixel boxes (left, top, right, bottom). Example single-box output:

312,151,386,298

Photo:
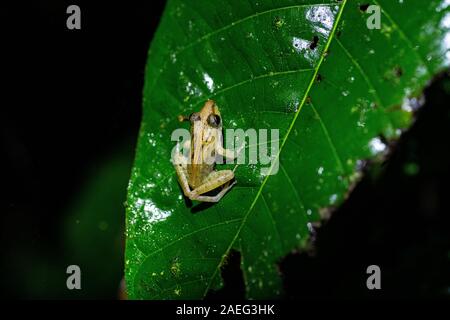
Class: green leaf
126,0,450,299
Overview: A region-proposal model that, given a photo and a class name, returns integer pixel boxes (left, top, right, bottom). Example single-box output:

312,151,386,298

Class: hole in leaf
310,35,319,50
205,249,245,299
359,3,370,12
316,74,323,82
394,66,404,77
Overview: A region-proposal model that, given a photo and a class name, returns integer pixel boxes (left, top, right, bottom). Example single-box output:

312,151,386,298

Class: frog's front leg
190,170,235,202
213,130,245,162
216,143,245,162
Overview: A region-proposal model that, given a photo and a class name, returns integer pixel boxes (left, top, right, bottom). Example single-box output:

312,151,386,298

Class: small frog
173,100,240,202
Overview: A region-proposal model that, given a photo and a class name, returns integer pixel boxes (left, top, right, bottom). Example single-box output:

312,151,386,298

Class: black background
1,1,449,299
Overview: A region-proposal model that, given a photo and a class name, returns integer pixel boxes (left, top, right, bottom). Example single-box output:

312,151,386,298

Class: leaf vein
141,218,242,260
148,2,334,95
334,38,385,108
191,68,314,109
279,162,308,215
261,192,283,251
372,0,431,75
179,3,337,55
309,102,345,174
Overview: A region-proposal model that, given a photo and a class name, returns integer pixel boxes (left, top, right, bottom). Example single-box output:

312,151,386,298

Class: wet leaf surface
125,0,450,299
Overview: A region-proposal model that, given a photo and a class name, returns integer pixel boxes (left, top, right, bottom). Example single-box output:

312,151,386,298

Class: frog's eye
207,114,221,127
189,113,201,122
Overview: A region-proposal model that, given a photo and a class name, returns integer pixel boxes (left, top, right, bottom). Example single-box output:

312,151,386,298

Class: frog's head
198,99,221,129
197,100,222,147
179,100,222,128
178,100,223,148
177,100,223,164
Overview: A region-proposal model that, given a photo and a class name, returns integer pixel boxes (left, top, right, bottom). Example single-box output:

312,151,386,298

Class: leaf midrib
201,0,348,297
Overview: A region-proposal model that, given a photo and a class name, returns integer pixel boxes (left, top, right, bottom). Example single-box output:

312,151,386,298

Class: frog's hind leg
173,153,192,198
193,180,236,202
190,170,235,202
